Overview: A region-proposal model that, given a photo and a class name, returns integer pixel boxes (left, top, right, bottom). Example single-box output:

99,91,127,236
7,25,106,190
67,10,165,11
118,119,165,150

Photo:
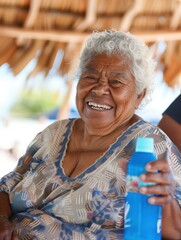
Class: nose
91,82,109,97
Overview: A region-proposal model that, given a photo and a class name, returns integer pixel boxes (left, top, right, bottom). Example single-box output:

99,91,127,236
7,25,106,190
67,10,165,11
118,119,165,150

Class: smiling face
76,53,145,136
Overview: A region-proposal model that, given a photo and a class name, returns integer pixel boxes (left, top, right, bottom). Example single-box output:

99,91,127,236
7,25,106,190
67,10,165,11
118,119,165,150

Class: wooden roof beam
0,26,88,42
73,0,97,30
120,0,144,31
24,0,42,28
134,31,181,42
170,1,181,29
1,26,181,42
17,0,42,45
164,54,181,87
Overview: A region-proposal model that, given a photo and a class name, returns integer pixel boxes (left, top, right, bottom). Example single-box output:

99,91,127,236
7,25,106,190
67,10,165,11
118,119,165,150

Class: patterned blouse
0,118,181,240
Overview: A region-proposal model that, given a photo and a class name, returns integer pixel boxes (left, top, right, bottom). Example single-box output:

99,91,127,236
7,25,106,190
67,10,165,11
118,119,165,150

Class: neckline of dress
56,118,145,182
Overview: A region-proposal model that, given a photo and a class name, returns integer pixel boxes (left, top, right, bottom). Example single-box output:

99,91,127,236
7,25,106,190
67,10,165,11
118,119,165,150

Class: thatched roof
0,0,181,87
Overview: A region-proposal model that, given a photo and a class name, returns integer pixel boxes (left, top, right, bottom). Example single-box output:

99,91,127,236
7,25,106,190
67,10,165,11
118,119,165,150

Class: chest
62,149,105,178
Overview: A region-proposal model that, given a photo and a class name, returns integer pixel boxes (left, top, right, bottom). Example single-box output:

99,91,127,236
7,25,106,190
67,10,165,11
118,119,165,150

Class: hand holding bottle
124,137,162,240
139,159,176,206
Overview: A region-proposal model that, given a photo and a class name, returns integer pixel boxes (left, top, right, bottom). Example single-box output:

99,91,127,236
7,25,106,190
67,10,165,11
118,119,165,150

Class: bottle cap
135,137,154,153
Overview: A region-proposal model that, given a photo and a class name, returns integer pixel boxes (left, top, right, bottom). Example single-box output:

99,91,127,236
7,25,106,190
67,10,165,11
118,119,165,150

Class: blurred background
0,0,181,177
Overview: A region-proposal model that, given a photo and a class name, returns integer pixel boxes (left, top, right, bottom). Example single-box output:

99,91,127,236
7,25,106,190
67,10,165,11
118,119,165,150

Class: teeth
88,102,111,110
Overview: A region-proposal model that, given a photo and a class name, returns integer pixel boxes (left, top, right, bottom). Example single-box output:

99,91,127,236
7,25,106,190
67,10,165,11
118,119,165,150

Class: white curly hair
77,29,157,105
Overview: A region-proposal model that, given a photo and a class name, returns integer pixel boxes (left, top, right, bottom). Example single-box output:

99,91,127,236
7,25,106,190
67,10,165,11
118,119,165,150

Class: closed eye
109,79,123,85
82,75,98,81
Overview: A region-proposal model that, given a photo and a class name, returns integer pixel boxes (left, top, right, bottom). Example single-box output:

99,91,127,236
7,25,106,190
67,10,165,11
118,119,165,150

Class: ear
135,89,146,109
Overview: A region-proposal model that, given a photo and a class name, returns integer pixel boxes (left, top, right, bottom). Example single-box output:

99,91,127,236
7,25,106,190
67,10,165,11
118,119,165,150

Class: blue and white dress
0,118,181,240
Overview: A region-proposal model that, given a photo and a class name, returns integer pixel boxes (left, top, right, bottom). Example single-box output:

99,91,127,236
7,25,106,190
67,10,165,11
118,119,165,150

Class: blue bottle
124,137,162,240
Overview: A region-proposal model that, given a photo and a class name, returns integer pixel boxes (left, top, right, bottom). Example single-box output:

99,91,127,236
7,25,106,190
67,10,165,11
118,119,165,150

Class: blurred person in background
158,94,181,152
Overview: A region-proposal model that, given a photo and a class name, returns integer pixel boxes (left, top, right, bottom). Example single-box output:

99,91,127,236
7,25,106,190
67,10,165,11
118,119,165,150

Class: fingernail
140,174,146,181
149,198,155,204
140,187,147,193
146,164,151,170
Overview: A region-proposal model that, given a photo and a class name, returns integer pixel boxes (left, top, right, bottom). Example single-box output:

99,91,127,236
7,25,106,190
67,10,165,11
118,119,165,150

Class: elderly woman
0,30,180,240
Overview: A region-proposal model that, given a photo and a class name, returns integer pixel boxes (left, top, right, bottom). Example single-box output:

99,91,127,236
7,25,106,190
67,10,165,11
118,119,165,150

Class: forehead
83,53,131,71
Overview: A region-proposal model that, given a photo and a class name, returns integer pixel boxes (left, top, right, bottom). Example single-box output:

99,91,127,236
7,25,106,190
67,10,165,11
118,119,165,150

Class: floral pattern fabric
0,118,181,240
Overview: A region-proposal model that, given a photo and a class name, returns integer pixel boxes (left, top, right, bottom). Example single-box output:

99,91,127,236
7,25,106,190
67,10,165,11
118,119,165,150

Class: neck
82,114,139,136
74,115,140,149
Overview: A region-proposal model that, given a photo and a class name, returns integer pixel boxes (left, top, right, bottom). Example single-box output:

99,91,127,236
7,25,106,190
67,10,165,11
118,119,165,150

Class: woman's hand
141,159,181,239
0,217,19,240
139,159,176,205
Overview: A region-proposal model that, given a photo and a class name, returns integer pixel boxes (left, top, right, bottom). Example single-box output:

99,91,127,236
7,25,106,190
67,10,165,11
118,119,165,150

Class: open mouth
87,101,112,111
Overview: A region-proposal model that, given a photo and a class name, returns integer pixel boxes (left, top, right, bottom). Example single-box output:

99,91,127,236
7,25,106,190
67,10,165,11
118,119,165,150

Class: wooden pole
1,26,181,42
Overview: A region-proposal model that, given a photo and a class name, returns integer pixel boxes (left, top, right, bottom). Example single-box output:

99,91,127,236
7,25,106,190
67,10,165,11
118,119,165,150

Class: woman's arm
0,132,44,240
0,192,12,218
0,192,17,240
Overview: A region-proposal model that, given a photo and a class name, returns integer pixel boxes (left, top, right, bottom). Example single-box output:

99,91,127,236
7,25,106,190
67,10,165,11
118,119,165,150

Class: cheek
76,82,83,100
76,91,82,108
114,91,137,111
76,87,86,112
76,87,85,103
76,81,93,101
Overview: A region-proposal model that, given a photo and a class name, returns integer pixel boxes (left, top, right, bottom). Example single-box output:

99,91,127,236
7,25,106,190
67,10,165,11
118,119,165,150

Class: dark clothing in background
163,94,181,124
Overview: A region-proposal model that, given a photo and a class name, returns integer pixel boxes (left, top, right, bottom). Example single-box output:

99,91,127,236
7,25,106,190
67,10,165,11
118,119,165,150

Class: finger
140,172,174,185
140,184,175,197
146,159,171,173
148,195,173,205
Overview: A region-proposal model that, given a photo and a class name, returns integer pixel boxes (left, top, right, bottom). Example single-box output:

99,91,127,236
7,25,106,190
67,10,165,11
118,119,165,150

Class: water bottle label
126,175,155,192
157,219,162,233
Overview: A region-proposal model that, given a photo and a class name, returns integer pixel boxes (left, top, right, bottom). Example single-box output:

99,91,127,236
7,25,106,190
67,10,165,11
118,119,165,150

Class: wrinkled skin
75,53,180,239
76,53,176,206
76,53,145,136
140,159,175,205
